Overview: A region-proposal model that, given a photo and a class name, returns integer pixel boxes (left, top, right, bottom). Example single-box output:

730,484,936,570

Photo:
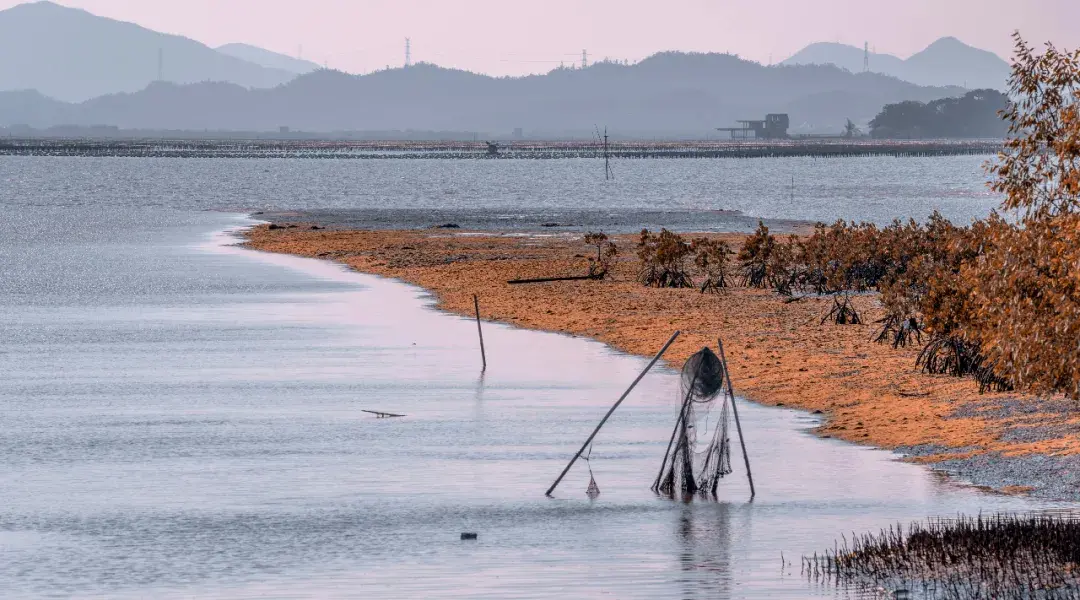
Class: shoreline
2,138,1000,159
243,222,1080,501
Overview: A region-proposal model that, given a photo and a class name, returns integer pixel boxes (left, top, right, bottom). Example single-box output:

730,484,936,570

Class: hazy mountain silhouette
783,37,1010,90
216,43,321,75
0,1,297,102
0,52,966,136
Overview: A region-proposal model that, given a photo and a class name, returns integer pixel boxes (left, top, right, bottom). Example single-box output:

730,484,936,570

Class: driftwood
361,410,406,418
507,274,601,285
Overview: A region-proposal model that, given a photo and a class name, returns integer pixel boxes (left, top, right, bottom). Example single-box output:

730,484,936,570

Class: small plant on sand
737,221,776,288
636,228,694,288
691,237,733,293
583,231,618,279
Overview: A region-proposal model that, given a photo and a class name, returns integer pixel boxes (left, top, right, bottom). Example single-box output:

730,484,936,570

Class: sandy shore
244,223,1080,498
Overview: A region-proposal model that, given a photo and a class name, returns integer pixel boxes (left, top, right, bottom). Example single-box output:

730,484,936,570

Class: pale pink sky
4,0,1078,75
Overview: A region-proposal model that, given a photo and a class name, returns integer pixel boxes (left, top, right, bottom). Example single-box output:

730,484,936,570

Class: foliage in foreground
806,514,1080,599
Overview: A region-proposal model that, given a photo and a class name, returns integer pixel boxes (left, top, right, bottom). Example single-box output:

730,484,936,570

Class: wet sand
243,224,1080,496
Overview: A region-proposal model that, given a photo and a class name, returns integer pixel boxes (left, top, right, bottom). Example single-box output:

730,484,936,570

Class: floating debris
360,410,405,419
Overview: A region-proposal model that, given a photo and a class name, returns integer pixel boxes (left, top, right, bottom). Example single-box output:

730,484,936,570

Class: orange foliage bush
960,35,1080,399
636,228,694,288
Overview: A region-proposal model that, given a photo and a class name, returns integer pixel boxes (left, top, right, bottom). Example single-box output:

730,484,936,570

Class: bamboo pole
651,371,698,493
546,330,681,497
474,295,486,371
718,338,755,499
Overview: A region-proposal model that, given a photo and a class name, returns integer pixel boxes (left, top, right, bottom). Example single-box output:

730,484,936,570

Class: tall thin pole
718,338,755,499
546,330,681,497
604,127,610,180
474,295,486,371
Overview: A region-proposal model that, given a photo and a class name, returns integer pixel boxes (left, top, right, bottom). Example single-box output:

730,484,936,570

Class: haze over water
0,155,1044,598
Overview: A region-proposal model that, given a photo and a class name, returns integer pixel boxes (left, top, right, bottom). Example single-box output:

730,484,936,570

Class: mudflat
244,224,1080,493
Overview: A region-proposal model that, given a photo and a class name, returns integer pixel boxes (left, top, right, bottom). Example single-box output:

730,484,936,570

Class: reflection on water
0,207,1069,599
677,503,734,599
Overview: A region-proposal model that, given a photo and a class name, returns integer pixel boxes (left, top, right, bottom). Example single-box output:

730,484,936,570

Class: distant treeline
869,89,1008,139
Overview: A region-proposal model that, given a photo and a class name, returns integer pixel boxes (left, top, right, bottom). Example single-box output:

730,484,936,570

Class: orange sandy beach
245,224,1080,488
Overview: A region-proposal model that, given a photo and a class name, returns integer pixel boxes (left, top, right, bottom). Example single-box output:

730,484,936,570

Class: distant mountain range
782,37,1011,90
0,1,298,102
0,1,994,136
0,54,966,136
216,43,321,75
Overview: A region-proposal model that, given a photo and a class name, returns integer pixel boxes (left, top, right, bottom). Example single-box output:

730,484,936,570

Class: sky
3,0,1079,75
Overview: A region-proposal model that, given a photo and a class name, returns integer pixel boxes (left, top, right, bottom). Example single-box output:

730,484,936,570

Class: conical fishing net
584,443,601,499
653,347,734,497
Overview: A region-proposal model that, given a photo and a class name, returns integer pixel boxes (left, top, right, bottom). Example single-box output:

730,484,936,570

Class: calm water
1,155,999,229
0,156,1050,598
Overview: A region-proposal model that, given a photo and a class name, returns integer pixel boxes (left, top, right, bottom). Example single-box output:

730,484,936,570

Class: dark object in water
586,474,600,499
360,409,405,418
541,222,560,228
434,223,461,229
460,532,478,540
310,225,322,230
653,347,733,497
267,223,285,230
805,513,1080,598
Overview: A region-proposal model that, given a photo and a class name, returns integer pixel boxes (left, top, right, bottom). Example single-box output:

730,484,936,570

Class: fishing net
583,443,601,499
653,347,734,497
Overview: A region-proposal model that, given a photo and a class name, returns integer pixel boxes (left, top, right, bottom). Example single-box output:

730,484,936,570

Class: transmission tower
582,49,588,69
863,42,869,73
405,38,412,68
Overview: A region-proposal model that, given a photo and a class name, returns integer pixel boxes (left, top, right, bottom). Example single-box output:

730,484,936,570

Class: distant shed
717,114,789,140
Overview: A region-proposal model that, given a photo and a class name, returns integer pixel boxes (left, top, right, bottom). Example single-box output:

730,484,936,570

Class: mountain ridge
216,43,322,75
0,53,966,136
782,37,1011,90
0,1,298,102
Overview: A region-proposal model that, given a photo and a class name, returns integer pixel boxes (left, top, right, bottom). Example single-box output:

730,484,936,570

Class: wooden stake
474,295,486,371
718,338,755,499
546,330,681,497
604,127,611,180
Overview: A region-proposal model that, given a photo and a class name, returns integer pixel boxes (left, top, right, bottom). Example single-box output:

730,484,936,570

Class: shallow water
0,197,1064,598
